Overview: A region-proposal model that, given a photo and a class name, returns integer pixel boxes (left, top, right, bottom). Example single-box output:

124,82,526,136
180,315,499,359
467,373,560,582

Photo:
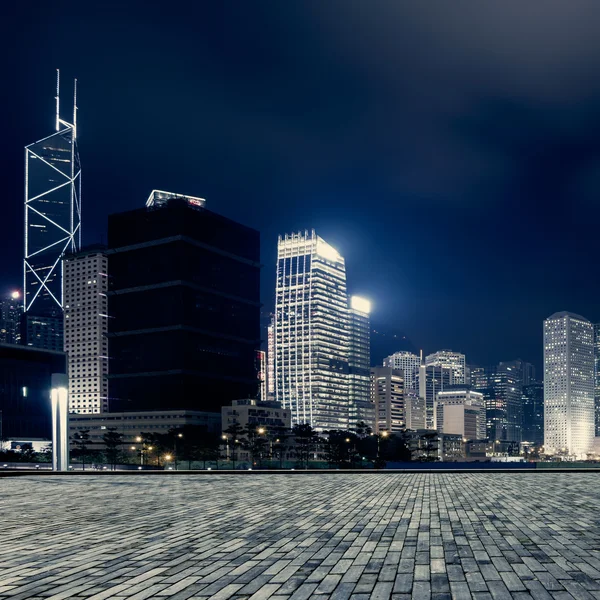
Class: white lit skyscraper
274,231,349,430
383,351,420,391
544,312,595,457
348,296,373,430
0,291,23,345
425,350,466,385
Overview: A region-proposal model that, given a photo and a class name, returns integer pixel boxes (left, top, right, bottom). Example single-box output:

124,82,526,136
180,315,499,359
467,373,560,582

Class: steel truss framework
24,72,81,316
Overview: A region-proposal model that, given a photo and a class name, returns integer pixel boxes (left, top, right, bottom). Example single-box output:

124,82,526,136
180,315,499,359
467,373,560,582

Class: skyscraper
370,367,404,433
522,382,544,445
63,247,109,414
0,292,23,345
383,351,420,391
417,364,453,429
23,71,81,351
425,350,466,384
499,359,537,386
274,231,349,430
435,388,486,441
108,192,260,412
348,296,374,430
544,312,595,457
594,323,600,437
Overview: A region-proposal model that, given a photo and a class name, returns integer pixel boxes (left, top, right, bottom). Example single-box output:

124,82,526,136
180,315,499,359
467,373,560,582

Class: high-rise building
544,312,595,457
383,351,420,391
499,359,536,386
435,388,486,441
425,350,466,385
348,296,374,430
107,192,261,413
471,364,522,442
370,367,404,433
594,323,600,437
274,231,350,431
522,382,544,445
63,246,109,414
23,71,81,351
0,292,23,345
267,320,275,401
256,350,266,402
417,364,453,429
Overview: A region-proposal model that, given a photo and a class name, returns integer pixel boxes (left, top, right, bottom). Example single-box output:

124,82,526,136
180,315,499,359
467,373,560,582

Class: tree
72,429,91,471
292,423,319,469
242,424,269,468
355,421,373,438
270,426,290,469
223,423,246,470
102,428,123,470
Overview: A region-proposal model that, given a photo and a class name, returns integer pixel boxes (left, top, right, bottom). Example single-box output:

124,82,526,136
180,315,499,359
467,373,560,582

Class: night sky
4,1,600,370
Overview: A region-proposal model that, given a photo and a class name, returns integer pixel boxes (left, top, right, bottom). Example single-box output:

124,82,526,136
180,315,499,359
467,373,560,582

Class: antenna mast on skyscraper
55,68,60,131
73,78,77,139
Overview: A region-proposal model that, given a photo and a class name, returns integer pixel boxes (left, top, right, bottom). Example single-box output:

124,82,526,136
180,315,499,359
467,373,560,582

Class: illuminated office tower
425,350,466,384
348,296,374,430
544,312,595,457
435,388,486,440
417,364,453,429
383,351,420,391
256,350,266,402
274,231,349,430
267,320,275,400
0,291,23,345
63,247,109,414
595,323,600,436
370,367,404,433
23,71,81,351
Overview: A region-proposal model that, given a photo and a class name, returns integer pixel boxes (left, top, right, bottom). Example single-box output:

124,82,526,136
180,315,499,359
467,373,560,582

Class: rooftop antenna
55,68,60,131
73,78,77,138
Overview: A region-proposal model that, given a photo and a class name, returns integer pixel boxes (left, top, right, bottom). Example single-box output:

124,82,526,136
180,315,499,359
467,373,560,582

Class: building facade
221,399,292,432
63,247,109,414
0,292,23,345
434,388,486,440
274,231,350,431
370,367,404,434
23,72,81,351
348,296,374,430
0,343,67,439
595,323,600,437
108,192,261,413
425,350,466,385
417,364,453,429
522,382,544,445
383,351,420,391
544,312,595,457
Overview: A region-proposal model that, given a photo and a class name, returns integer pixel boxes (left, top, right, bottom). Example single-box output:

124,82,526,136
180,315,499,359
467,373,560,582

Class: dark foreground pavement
1,473,599,599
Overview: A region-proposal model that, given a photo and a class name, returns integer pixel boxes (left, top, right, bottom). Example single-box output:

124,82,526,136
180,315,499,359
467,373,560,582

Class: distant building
522,382,544,445
0,292,22,345
405,391,426,431
0,343,67,440
68,410,221,451
471,364,522,442
417,364,453,429
405,430,464,462
348,296,374,430
370,367,404,433
274,231,350,431
107,192,261,413
267,320,275,400
256,350,266,402
544,312,595,457
221,399,291,432
499,359,537,386
595,323,600,437
63,247,109,414
435,388,486,441
383,351,420,391
425,350,466,385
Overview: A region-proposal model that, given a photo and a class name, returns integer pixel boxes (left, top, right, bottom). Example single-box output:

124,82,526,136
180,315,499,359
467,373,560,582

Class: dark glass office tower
522,382,544,445
107,192,261,412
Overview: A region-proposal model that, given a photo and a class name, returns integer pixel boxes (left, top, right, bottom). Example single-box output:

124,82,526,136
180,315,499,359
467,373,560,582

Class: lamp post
377,431,388,465
222,434,229,462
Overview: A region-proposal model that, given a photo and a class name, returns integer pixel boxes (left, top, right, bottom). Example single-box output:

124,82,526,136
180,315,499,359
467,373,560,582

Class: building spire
55,68,60,131
73,78,77,139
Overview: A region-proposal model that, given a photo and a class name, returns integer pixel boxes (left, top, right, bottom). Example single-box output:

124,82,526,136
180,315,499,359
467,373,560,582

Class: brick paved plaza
1,473,600,600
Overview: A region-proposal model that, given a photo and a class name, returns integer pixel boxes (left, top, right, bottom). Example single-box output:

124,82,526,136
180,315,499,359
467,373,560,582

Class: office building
348,296,374,430
417,364,452,429
522,382,544,445
0,291,23,345
0,343,67,439
425,350,466,385
383,351,420,391
256,350,267,402
63,247,109,414
68,409,221,451
435,388,486,440
499,359,537,386
370,367,404,433
274,231,349,431
23,71,81,351
544,312,595,457
595,323,600,437
405,391,426,430
108,191,261,413
266,320,275,400
221,399,292,432
471,364,522,442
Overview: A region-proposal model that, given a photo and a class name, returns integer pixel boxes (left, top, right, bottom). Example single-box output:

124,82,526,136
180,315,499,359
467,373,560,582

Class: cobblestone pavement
1,474,600,600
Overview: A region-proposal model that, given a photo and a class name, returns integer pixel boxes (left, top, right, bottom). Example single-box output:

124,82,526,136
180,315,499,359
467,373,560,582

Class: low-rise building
435,388,486,440
221,399,291,433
